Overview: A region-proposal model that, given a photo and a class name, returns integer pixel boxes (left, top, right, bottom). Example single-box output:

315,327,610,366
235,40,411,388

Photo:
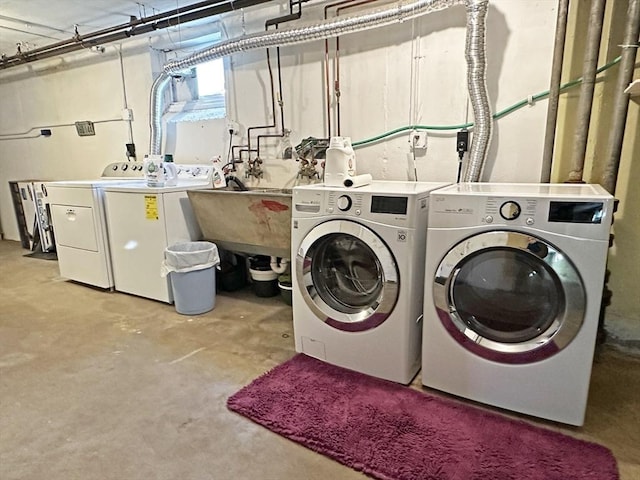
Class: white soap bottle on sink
144,154,165,187
163,154,178,186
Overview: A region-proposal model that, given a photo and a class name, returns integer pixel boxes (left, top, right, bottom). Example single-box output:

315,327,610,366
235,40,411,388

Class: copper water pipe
323,0,362,137
234,3,304,162
335,0,378,136
323,0,379,137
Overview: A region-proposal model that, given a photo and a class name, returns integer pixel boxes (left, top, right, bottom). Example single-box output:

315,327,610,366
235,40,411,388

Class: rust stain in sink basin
248,199,290,232
260,200,290,212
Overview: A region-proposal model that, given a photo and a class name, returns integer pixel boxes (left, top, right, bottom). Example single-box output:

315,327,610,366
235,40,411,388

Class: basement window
196,59,225,97
164,33,227,122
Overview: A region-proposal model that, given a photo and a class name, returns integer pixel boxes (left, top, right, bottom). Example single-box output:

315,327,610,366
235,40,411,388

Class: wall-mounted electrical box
75,121,95,137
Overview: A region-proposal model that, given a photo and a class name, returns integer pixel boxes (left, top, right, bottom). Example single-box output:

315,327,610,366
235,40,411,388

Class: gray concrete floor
1,239,639,480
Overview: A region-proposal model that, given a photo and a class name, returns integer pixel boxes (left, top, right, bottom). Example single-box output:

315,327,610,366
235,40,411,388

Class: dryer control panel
483,197,538,225
429,188,613,241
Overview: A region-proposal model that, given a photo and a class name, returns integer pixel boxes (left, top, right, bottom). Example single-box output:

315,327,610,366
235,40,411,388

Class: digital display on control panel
548,201,604,224
371,196,408,215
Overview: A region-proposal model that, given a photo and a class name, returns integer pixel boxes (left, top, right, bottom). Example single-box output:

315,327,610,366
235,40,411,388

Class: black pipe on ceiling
4,0,227,59
0,0,273,70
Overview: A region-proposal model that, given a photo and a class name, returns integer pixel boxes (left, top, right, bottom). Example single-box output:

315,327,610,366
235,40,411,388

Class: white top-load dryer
421,183,614,425
102,165,213,303
292,181,450,384
45,162,146,289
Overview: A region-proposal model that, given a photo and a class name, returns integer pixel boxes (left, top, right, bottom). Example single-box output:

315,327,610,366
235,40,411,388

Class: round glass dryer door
296,219,399,332
433,231,586,363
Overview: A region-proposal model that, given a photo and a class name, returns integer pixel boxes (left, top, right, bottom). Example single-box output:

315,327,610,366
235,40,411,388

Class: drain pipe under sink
270,257,289,274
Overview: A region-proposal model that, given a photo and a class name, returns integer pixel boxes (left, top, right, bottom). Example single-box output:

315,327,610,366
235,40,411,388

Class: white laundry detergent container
162,241,220,315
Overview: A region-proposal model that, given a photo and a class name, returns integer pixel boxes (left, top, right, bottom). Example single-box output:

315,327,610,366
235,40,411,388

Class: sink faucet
297,159,320,180
245,158,264,179
225,175,249,191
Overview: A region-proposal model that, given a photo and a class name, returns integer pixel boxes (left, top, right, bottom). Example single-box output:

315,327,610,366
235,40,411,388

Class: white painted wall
0,0,557,241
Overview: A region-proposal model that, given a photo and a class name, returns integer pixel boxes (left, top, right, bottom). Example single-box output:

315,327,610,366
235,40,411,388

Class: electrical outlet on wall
409,130,428,150
226,119,240,136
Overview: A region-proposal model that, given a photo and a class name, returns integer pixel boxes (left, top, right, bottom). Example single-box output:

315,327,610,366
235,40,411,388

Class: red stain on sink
261,200,289,212
248,200,290,232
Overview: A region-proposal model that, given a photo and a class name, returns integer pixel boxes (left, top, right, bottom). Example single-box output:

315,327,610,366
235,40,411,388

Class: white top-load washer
421,183,614,425
45,162,146,288
102,165,213,303
292,181,450,384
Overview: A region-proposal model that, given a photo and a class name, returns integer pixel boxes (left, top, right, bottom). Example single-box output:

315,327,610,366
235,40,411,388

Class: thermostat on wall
75,121,95,136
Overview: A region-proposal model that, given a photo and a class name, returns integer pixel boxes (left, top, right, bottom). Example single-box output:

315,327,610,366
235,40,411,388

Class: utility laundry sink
187,187,292,258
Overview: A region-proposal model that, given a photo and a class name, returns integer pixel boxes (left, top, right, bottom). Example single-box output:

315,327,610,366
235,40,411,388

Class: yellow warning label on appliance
145,195,159,220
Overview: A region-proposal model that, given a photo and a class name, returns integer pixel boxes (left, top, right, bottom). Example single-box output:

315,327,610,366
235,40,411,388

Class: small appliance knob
336,195,352,211
499,201,521,221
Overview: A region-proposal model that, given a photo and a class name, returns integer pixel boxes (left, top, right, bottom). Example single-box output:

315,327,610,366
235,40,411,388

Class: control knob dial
499,201,522,220
336,195,352,211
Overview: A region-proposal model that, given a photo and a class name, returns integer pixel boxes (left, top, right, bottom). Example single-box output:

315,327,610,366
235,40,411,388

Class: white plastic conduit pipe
149,0,491,181
270,257,289,275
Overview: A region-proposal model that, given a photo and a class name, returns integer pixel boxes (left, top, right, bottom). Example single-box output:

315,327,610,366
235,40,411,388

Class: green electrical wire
352,55,622,148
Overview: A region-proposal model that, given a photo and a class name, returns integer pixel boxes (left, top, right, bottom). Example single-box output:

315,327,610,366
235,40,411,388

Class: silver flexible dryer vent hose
461,0,491,182
149,73,172,155
149,0,491,181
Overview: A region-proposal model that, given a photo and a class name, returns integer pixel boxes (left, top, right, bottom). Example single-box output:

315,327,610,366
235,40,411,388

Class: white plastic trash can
162,241,220,315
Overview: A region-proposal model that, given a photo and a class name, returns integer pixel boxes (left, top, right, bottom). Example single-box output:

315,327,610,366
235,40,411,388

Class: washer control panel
327,191,364,216
293,186,427,228
336,195,352,211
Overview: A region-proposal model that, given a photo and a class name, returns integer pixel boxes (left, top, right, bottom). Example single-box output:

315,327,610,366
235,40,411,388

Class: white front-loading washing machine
422,183,614,425
292,181,450,384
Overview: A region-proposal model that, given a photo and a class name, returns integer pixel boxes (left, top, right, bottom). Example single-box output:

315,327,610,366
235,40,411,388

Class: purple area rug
227,354,618,480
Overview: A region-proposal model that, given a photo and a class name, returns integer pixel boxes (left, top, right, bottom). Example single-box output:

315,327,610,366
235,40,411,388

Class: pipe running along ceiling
0,0,273,70
150,0,491,182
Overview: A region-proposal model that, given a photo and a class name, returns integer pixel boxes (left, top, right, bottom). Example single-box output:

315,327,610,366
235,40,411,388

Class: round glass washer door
296,219,399,332
433,230,586,363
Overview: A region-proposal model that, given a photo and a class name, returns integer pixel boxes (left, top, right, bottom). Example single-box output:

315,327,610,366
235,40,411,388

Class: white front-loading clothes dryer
422,183,614,425
292,181,450,384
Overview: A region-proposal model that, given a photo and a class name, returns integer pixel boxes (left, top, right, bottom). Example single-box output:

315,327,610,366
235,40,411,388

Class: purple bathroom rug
227,354,618,480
